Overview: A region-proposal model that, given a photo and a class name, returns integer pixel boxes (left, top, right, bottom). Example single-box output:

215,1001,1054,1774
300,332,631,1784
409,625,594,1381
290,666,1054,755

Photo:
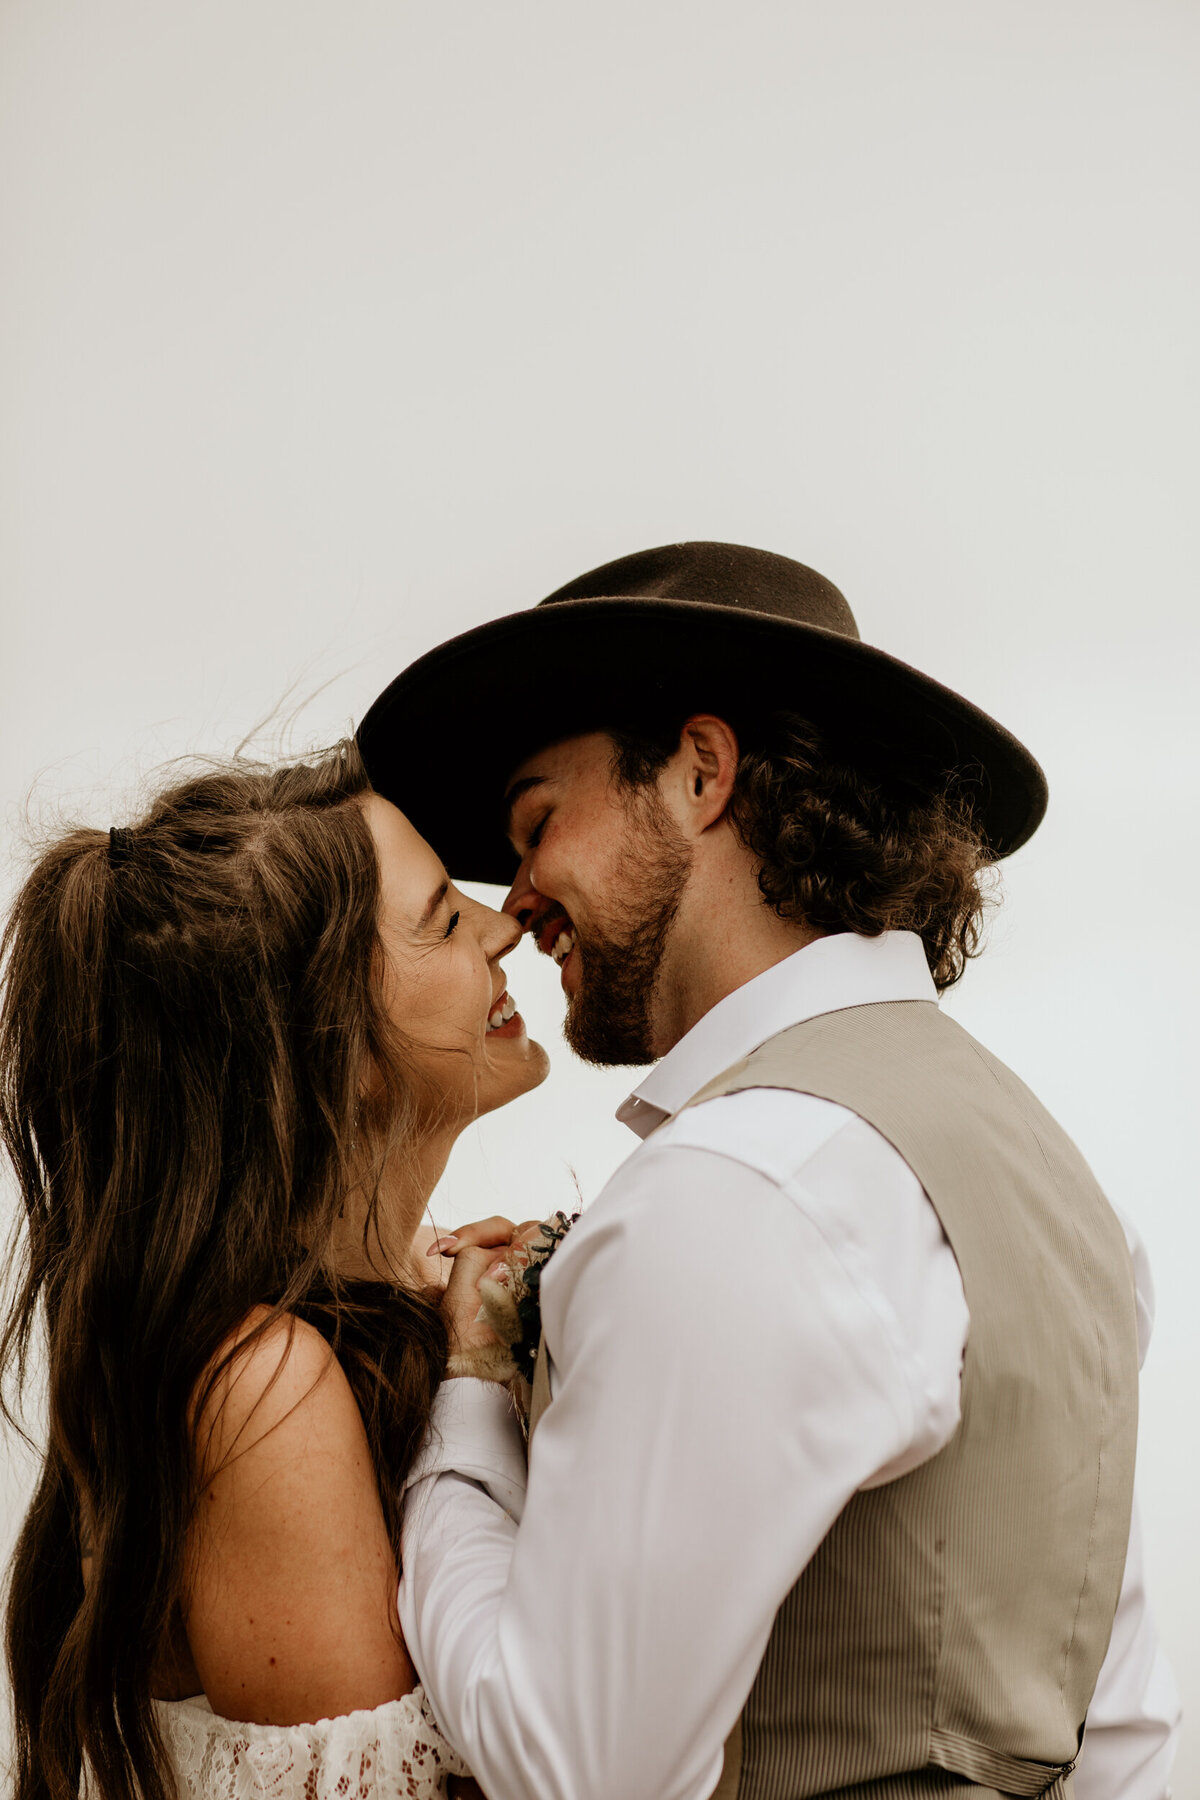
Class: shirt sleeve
400,1130,948,1800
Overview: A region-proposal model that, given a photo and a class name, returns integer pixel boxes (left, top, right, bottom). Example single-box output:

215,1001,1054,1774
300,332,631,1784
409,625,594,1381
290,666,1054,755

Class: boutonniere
447,1210,580,1423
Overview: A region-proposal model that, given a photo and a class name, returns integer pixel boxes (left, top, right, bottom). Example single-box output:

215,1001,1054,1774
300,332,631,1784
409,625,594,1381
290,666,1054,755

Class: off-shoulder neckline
154,1685,430,1735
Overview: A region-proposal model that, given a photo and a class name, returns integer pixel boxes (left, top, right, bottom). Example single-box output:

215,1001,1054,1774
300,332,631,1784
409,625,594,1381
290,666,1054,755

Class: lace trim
152,1684,471,1800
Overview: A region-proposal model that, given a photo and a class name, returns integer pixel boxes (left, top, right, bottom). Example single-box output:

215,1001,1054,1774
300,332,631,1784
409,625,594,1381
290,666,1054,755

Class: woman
0,739,546,1800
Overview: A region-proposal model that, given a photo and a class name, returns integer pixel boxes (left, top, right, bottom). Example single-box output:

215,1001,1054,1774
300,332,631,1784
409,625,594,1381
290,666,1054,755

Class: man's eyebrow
418,878,449,928
503,775,547,825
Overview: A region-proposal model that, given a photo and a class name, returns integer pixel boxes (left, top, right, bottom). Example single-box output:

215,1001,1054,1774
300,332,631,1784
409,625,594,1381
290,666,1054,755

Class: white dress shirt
400,931,1180,1800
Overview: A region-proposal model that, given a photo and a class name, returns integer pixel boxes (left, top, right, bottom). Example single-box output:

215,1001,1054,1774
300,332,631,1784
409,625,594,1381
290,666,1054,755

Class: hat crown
537,540,860,640
356,536,1047,878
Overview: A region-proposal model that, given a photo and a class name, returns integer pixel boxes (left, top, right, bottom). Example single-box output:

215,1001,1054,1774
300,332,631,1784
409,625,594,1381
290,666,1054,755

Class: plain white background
1,2,1195,1788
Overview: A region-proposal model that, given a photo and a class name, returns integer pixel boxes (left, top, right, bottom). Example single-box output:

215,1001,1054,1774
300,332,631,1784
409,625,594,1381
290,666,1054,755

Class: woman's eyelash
444,910,461,938
527,816,547,851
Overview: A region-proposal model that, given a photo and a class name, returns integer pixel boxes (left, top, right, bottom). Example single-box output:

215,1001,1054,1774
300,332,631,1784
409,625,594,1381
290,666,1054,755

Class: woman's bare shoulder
191,1306,349,1481
184,1306,417,1725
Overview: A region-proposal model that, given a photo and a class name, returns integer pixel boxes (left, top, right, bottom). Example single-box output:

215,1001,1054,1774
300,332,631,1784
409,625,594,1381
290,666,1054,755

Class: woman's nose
485,901,523,958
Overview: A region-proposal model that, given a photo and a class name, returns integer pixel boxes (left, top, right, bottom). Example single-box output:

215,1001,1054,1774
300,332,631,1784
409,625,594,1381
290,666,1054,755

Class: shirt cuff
404,1377,527,1521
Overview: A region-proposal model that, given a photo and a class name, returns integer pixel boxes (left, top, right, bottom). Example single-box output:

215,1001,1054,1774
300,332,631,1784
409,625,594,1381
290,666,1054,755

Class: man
357,542,1179,1800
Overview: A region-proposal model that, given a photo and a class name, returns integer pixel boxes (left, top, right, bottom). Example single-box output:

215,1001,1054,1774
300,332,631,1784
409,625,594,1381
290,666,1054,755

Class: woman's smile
485,989,526,1038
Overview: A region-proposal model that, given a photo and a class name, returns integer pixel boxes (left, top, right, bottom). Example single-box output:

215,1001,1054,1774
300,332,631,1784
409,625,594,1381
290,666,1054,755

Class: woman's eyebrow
418,878,449,928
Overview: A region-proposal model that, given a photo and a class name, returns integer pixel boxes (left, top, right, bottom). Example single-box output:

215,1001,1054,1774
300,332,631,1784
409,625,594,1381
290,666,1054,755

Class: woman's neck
326,1126,456,1287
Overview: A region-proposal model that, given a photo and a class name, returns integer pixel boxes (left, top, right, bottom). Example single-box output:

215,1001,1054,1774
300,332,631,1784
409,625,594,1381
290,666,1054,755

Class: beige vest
531,1000,1139,1800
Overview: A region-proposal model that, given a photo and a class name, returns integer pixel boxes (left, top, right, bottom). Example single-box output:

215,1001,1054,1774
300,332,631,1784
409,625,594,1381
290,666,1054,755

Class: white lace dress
152,1686,472,1800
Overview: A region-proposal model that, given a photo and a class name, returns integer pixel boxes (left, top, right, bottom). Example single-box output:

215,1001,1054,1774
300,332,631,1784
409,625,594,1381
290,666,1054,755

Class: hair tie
107,825,134,866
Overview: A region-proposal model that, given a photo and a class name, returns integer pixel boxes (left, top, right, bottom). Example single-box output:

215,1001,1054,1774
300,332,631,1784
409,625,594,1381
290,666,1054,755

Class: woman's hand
411,1222,453,1289
431,1216,513,1367
427,1217,542,1373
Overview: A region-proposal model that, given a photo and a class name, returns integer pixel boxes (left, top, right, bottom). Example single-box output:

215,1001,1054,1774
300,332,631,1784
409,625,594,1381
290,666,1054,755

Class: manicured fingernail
486,1260,508,1282
427,1236,460,1255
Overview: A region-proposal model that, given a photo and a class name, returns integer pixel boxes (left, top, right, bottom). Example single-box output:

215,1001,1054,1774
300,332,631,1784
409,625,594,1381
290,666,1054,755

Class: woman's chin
479,1031,551,1109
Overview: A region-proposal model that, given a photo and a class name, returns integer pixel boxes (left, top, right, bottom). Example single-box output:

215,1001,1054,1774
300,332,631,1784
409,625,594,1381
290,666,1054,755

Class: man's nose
502,862,541,931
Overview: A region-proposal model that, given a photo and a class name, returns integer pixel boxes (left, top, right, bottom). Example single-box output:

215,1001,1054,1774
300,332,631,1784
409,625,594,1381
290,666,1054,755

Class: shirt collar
615,929,937,1141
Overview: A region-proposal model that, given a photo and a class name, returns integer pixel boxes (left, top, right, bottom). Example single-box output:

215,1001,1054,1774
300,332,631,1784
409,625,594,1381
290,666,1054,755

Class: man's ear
678,715,739,829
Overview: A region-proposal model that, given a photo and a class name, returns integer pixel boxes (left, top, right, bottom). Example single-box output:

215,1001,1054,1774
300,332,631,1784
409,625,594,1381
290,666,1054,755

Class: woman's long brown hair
0,740,448,1800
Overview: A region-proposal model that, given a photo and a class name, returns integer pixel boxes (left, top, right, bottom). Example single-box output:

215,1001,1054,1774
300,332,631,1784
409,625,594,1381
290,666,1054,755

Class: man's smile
533,909,576,964
549,926,576,968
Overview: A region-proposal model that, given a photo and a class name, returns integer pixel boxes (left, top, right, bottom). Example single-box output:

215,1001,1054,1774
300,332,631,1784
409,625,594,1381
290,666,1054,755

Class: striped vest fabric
681,1000,1140,1800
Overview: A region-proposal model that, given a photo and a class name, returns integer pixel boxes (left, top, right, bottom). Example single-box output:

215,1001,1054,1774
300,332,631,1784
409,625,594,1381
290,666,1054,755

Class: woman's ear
680,715,739,829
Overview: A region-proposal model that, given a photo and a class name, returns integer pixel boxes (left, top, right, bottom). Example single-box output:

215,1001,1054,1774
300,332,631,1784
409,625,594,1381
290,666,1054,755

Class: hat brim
356,597,1047,884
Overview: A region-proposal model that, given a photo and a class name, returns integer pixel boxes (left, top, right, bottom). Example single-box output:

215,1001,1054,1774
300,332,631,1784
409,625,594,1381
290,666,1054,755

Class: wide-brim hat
357,541,1047,885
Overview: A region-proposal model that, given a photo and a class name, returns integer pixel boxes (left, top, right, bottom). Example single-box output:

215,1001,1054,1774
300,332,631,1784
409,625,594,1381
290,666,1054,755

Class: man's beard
563,795,693,1068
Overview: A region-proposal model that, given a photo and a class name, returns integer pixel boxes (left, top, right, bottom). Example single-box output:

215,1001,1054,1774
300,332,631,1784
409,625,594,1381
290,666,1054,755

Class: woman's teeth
487,993,518,1031
551,929,576,967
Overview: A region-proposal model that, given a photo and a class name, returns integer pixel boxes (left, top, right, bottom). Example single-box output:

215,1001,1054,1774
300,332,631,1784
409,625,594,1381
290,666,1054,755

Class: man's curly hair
608,709,996,993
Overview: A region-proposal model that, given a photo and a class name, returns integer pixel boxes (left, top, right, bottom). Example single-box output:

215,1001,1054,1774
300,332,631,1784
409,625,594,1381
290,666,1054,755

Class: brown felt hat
357,541,1047,885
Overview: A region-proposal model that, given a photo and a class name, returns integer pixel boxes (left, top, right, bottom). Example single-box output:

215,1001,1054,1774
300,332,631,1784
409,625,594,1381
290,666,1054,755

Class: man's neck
651,901,824,1056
